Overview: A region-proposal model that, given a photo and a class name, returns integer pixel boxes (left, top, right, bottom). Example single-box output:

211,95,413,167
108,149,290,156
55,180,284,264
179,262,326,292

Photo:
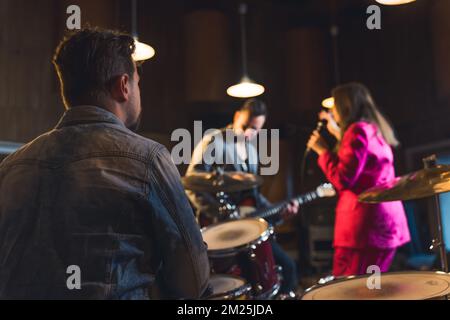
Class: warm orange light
322,97,335,109
132,38,155,61
375,0,415,5
227,77,265,98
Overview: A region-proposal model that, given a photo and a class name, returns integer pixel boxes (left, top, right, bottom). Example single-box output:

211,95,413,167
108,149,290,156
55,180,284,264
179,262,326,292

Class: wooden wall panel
0,0,120,144
431,0,450,105
285,28,332,117
184,10,231,102
0,0,61,143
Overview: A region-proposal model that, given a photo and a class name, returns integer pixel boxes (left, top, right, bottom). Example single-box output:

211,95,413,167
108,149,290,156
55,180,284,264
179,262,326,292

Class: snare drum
301,271,450,300
206,274,252,300
202,218,280,299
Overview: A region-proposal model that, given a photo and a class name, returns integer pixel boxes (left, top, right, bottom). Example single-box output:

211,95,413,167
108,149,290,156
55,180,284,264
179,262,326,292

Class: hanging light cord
239,3,248,77
131,0,137,38
330,0,340,85
331,25,340,86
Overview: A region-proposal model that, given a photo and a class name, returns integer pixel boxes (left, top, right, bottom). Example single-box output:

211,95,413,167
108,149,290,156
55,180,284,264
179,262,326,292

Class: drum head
302,271,450,300
207,275,251,300
202,218,269,251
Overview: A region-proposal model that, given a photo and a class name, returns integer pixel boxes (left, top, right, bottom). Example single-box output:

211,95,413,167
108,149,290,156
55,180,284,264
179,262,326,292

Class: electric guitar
239,183,336,221
199,183,336,227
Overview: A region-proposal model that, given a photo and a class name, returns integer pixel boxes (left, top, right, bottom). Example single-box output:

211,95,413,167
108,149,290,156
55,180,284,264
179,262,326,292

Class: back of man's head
53,28,135,109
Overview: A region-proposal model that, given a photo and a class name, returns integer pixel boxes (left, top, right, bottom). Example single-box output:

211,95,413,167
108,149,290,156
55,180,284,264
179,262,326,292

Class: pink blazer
318,121,411,249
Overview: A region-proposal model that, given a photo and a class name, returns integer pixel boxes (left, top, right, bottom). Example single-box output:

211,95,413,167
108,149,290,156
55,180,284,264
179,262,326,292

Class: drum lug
255,284,263,295
274,265,283,274
318,275,335,284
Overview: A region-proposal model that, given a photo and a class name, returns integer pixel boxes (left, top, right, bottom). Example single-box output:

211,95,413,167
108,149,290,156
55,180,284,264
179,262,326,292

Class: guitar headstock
316,183,336,198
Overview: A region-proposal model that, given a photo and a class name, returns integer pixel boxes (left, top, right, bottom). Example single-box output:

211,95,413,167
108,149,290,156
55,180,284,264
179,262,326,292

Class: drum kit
183,155,450,300
183,169,282,299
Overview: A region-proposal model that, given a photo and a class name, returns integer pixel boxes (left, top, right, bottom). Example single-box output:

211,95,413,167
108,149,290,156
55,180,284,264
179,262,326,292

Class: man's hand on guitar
280,200,299,220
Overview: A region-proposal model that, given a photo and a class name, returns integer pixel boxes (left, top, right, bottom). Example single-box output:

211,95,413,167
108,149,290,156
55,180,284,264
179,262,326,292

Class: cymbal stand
424,155,449,273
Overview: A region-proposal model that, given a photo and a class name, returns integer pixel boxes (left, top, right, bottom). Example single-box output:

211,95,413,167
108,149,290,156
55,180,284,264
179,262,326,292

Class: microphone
301,118,327,192
305,119,327,154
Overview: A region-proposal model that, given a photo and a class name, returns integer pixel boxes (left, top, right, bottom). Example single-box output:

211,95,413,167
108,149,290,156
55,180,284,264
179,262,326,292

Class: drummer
186,99,300,299
307,82,411,277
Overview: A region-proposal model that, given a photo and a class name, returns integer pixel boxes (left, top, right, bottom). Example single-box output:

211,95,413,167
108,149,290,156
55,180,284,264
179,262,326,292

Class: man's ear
110,74,130,103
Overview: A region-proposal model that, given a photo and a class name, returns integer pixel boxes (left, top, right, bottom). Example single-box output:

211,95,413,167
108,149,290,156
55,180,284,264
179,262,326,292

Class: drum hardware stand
216,191,239,221
211,167,240,221
423,155,449,274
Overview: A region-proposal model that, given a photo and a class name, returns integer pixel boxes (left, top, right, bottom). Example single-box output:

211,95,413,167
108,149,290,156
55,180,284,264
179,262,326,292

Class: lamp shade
321,97,335,109
226,76,265,98
375,0,415,5
132,38,155,61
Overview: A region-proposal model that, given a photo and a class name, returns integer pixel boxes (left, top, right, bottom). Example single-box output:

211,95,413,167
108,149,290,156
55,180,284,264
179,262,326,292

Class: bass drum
301,271,450,300
206,274,252,300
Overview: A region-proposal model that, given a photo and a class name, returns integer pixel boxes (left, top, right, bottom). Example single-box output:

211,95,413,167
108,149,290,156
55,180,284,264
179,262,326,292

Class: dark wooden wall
1,0,449,189
0,0,122,143
0,0,61,142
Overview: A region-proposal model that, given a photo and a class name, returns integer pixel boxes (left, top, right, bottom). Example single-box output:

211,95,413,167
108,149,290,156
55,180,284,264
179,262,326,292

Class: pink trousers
332,247,397,277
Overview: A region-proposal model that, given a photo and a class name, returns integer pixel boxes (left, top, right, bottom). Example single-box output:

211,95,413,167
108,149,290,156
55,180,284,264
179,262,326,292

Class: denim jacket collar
55,105,126,129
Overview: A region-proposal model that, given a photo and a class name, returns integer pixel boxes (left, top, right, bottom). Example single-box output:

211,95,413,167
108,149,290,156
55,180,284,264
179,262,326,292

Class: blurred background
1,0,450,283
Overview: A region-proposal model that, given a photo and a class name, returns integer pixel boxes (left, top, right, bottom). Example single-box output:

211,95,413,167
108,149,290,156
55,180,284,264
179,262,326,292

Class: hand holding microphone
305,119,327,154
318,111,341,141
306,113,332,156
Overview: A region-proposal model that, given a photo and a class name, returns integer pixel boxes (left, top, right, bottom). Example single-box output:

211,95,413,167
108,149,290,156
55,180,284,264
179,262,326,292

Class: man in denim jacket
0,29,210,299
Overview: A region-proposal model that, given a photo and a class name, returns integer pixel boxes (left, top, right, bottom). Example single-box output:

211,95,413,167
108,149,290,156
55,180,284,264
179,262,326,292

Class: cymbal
182,170,263,193
358,165,450,203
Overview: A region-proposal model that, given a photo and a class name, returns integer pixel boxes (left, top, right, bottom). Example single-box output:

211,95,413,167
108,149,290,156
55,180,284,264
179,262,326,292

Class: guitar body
238,197,258,218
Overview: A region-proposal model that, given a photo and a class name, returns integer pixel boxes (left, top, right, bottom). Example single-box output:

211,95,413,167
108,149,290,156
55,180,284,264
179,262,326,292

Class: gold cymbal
182,170,263,193
358,165,450,203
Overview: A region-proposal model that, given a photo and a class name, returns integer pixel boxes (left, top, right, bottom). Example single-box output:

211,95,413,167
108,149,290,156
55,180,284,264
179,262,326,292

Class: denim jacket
0,105,210,299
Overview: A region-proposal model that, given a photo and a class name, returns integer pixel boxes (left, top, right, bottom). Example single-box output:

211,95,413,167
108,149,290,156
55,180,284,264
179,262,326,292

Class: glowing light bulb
375,0,416,5
322,97,335,109
132,38,155,61
227,77,265,98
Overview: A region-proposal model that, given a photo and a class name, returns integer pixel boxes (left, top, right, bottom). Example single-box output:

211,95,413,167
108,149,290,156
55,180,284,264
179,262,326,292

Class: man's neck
102,103,128,127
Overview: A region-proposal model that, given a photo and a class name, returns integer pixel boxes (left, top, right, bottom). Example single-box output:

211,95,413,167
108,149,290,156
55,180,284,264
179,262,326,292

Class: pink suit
317,121,411,276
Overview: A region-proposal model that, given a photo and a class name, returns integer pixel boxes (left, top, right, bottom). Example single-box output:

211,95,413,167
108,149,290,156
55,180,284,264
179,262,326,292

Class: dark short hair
52,28,136,108
239,99,268,118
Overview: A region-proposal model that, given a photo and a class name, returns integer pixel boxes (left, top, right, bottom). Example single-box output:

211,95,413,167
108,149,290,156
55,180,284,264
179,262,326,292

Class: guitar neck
249,190,320,220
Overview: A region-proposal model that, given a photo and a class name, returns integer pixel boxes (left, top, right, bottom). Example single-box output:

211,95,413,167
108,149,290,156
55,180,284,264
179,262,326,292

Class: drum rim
202,218,274,255
301,270,450,300
207,274,252,300
253,282,281,300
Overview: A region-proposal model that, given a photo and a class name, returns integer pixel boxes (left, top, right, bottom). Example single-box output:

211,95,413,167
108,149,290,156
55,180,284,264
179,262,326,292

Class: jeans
271,240,298,293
